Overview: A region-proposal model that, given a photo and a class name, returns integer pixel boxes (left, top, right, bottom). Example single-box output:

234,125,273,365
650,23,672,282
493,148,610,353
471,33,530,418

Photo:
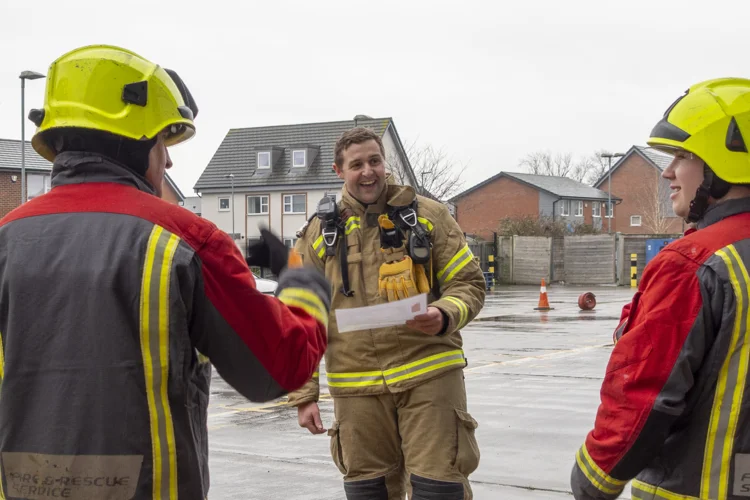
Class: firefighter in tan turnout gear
289,127,486,500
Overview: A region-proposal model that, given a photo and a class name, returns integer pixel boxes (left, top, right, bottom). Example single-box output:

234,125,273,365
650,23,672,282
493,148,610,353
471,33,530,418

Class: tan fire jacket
288,181,486,404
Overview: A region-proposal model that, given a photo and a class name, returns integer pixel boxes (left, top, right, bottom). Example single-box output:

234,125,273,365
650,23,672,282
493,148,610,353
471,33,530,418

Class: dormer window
292,150,306,168
257,152,271,169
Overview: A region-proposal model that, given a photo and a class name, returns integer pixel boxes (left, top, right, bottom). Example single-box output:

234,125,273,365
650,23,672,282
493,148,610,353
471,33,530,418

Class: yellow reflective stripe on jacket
326,350,466,388
313,235,325,259
631,480,699,500
278,288,328,327
443,296,469,330
383,349,466,384
702,245,750,500
417,217,433,232
312,372,319,378
574,444,626,496
345,216,361,235
327,369,385,388
0,331,4,381
140,225,179,500
438,245,473,284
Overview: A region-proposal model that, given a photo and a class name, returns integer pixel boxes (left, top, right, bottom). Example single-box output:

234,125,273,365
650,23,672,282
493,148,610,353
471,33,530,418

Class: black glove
246,227,289,276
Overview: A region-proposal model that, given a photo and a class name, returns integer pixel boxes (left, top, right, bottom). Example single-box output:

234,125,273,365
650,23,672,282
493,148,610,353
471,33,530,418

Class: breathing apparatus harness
313,196,433,297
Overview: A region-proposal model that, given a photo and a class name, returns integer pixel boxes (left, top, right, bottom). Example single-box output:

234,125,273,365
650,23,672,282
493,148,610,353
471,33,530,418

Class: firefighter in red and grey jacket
0,45,330,500
571,78,750,500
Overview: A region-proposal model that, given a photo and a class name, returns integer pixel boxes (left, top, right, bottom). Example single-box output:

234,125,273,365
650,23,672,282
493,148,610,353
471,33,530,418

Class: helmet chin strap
686,164,731,223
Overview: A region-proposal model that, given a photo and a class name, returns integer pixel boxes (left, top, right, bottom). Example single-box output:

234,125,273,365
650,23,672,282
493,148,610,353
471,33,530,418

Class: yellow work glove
413,261,431,295
378,256,431,301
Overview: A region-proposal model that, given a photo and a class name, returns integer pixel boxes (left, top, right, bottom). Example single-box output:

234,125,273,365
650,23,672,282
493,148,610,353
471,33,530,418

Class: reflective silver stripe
574,445,625,496
345,217,361,235
329,375,383,383
383,351,466,384
313,235,325,259
702,245,750,500
438,246,473,284
326,374,385,387
632,479,699,499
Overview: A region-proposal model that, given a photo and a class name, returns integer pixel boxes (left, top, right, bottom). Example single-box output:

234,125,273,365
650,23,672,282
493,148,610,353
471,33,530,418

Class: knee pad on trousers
410,474,464,500
344,476,388,500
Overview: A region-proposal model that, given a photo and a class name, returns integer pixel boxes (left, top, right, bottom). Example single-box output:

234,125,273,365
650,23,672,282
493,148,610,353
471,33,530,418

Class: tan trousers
328,369,480,500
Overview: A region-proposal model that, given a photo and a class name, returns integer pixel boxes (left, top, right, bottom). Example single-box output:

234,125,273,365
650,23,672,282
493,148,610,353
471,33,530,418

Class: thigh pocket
452,409,480,476
328,421,348,475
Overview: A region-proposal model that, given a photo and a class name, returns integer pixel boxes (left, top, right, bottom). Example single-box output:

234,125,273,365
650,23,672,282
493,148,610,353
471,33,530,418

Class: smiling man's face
333,138,386,205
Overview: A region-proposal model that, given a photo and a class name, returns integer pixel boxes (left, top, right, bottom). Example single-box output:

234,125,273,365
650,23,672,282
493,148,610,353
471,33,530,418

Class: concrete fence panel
512,236,551,284
563,234,616,284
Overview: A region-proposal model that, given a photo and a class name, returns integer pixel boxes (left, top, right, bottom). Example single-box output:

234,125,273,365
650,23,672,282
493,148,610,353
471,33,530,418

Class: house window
604,202,614,218
284,238,298,249
257,152,271,169
559,200,570,216
283,194,306,214
27,173,51,200
292,150,306,167
631,215,642,227
247,195,269,215
575,201,583,217
592,203,601,217
219,197,230,211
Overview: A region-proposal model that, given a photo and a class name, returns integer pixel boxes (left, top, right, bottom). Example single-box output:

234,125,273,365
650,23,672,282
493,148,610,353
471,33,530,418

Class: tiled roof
0,138,50,171
193,116,393,191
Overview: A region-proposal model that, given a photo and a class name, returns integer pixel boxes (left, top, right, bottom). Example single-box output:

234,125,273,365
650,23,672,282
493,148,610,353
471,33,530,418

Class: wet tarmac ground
206,285,636,499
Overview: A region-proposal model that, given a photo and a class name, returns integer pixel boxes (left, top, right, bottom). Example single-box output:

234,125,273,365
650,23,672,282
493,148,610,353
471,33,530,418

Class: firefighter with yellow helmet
572,78,750,499
289,127,486,499
0,45,330,499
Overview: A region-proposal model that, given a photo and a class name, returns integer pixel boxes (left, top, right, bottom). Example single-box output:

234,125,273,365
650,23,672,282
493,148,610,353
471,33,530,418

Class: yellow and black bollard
630,253,637,288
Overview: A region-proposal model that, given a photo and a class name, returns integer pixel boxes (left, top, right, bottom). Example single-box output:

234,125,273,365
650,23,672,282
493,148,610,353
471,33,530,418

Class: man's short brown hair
334,127,385,167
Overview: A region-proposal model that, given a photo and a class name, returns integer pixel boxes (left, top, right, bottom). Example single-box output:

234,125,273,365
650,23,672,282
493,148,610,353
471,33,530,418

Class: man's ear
333,162,344,179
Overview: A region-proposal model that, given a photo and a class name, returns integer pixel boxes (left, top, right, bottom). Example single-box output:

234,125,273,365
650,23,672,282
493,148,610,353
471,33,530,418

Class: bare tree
519,151,574,178
520,149,617,186
388,140,466,201
584,149,614,185
632,174,674,233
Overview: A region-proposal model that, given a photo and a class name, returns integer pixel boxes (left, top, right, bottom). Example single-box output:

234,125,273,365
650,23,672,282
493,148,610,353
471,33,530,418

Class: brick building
593,145,684,235
0,138,184,218
451,172,617,241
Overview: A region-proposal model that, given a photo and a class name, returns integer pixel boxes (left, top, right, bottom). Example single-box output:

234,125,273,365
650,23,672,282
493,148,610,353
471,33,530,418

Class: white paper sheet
334,294,428,333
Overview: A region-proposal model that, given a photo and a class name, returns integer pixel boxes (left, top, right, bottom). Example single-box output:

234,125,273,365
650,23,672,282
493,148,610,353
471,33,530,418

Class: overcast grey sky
0,0,746,196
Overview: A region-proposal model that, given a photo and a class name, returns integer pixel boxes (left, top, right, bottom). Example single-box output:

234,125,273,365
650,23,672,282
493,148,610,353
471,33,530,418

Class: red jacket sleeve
189,228,329,402
571,251,704,499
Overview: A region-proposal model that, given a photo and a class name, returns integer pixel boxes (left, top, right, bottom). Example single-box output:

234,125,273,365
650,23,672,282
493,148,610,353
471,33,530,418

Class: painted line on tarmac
464,343,611,373
471,480,573,496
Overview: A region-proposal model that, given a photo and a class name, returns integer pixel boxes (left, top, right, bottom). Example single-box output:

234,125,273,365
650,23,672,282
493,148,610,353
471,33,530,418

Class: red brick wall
0,172,22,219
454,176,540,240
605,155,683,234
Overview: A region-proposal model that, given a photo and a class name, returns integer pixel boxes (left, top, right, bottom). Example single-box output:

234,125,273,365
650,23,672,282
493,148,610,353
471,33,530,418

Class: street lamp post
600,152,625,233
19,70,46,204
225,173,235,239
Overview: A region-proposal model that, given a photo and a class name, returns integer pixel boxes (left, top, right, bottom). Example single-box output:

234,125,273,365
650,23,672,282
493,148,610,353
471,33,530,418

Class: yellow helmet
647,77,750,184
30,44,198,162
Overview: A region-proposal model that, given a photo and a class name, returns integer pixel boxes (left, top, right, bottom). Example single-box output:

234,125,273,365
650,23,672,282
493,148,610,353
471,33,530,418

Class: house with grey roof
450,171,619,240
193,115,417,254
593,145,683,234
0,138,185,218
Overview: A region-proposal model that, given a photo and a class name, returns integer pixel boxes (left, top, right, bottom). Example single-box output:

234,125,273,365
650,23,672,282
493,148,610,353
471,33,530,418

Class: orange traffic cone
534,279,554,311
